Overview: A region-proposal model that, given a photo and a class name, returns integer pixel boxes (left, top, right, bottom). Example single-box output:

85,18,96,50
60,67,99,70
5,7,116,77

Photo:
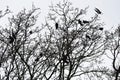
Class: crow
9,36,14,44
99,27,103,30
55,23,58,29
83,20,89,24
29,31,32,34
78,19,83,26
0,62,1,67
95,8,102,14
62,54,69,64
35,57,39,62
86,34,91,40
40,53,43,57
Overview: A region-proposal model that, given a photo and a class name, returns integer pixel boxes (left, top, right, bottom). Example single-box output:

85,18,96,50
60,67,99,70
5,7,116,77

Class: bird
9,36,14,44
83,20,89,24
78,19,83,26
35,57,39,62
0,62,1,67
29,31,32,34
62,54,69,64
40,53,43,57
78,20,83,26
86,34,91,40
55,22,58,29
99,27,103,30
95,8,102,14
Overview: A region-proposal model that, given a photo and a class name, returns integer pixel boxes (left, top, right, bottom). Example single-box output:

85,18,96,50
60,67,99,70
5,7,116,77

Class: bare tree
39,0,108,80
104,25,120,80
0,1,112,80
0,7,45,80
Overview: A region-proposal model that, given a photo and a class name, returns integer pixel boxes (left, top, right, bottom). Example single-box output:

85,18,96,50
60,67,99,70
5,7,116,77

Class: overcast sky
0,0,120,30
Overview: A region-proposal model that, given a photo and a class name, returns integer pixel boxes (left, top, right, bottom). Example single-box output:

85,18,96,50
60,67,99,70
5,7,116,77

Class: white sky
0,0,120,30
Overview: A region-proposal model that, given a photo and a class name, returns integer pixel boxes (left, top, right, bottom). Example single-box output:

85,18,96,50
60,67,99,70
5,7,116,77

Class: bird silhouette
83,20,89,24
40,53,43,57
62,54,69,64
99,27,103,30
55,23,58,29
78,19,83,26
35,57,39,62
29,31,32,34
9,36,14,44
0,62,1,67
86,34,91,40
95,8,102,14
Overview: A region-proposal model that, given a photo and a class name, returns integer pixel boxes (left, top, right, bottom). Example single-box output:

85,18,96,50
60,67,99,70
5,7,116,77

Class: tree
40,0,108,80
0,7,44,80
0,1,110,80
104,25,120,80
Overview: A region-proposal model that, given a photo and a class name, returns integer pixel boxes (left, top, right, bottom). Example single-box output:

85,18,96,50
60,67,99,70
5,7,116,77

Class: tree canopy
0,0,119,80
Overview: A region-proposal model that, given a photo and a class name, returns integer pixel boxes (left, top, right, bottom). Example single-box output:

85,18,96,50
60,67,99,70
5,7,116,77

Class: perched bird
40,53,43,57
78,19,83,26
0,62,1,67
95,8,102,14
83,20,89,24
86,34,91,40
9,36,14,44
29,31,33,34
99,27,103,30
62,54,69,64
35,57,39,62
55,22,58,29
